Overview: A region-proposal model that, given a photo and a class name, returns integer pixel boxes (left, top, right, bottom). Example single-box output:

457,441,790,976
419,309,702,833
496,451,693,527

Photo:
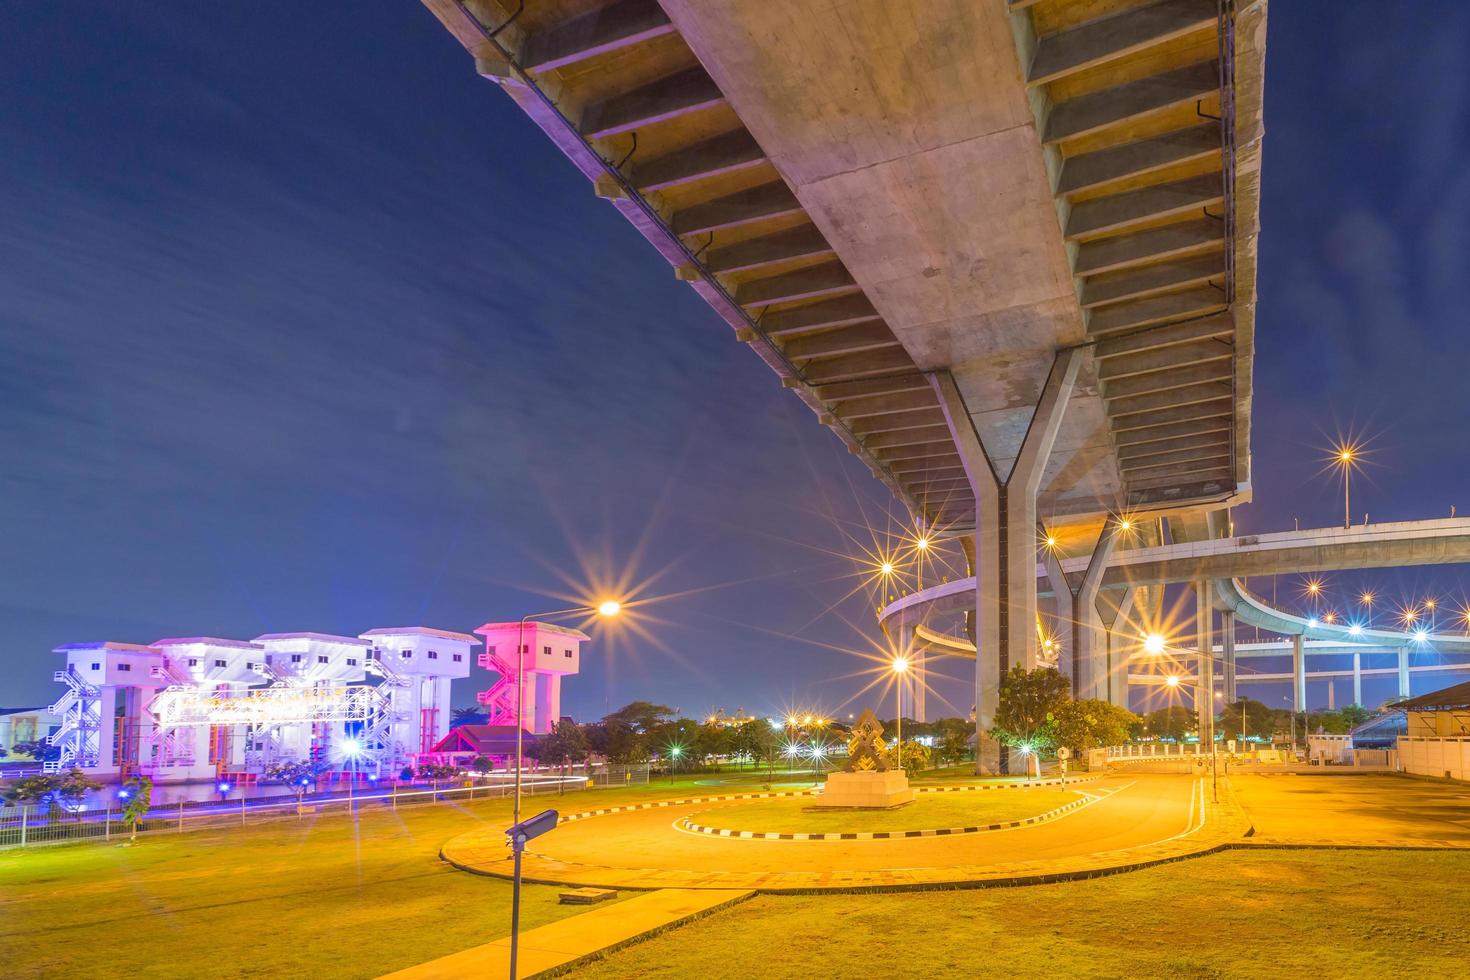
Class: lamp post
890,656,910,768
512,601,620,826
1336,446,1356,529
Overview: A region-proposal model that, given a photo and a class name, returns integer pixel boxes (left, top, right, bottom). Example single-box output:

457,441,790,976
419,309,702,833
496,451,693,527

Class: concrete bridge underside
421,0,1269,772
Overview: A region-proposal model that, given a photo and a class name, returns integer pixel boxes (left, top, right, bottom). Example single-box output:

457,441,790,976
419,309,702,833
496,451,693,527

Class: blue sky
3,3,1468,716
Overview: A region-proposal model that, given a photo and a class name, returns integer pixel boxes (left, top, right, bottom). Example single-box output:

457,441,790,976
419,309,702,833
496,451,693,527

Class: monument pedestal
817,769,914,809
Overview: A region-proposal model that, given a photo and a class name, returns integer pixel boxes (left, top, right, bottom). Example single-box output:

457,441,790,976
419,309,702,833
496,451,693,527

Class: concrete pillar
1194,582,1214,743
1291,633,1306,713
1398,647,1410,699
1045,518,1120,701
914,653,928,724
1221,610,1237,704
1353,653,1362,706
1100,587,1136,710
931,351,1080,774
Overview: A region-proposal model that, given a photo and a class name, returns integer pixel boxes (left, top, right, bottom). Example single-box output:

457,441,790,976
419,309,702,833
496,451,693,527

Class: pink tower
475,622,587,734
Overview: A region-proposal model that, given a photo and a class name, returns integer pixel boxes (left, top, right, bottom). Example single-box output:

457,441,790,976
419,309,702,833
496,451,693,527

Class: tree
416,762,461,782
727,720,762,769
992,666,1070,749
121,776,153,841
599,701,677,765
1141,705,1194,742
539,719,589,772
938,728,971,766
884,739,931,776
450,706,481,724
3,769,102,822
264,760,326,810
1218,698,1273,740
1340,704,1373,728
10,739,61,763
470,756,494,776
1052,699,1139,754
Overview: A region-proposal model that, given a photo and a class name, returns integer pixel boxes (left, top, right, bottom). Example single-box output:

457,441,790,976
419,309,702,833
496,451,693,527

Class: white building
359,627,476,759
50,641,166,776
46,624,484,784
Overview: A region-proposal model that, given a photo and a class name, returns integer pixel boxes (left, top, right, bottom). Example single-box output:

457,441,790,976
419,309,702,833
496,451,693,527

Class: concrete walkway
378,888,753,980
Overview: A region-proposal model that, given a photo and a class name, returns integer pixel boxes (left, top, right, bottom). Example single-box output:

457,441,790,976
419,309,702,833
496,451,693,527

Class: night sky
4,3,1469,718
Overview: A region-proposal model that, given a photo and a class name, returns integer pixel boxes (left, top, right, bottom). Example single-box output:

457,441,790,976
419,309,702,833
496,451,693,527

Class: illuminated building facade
46,626,478,783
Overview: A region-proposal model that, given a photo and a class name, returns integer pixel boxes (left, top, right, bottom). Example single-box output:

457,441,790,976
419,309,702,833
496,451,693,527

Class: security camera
505,809,559,848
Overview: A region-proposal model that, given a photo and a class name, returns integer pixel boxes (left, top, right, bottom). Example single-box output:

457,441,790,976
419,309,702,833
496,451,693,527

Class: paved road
1233,773,1470,845
443,774,1220,890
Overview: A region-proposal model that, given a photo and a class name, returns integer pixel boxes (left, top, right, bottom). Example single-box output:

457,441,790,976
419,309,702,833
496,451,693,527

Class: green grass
572,850,1470,978
0,780,730,980
690,788,1078,834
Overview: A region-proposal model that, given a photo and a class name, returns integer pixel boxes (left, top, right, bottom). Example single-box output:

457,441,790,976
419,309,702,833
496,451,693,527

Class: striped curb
558,789,816,824
917,776,1100,793
553,777,1102,826
677,794,1092,841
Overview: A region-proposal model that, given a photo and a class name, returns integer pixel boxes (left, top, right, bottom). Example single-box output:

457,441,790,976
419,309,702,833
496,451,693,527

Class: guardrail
0,764,650,850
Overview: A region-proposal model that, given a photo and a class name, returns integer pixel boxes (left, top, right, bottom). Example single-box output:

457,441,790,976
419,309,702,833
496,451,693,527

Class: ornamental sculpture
844,708,889,772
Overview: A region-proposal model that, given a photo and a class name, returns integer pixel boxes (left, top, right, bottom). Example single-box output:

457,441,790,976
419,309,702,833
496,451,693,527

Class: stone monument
818,708,913,809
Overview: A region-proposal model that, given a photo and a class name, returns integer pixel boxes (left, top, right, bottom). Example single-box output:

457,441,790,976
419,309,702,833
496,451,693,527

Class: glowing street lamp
880,561,895,576
1143,633,1167,656
1165,674,1182,688
891,656,910,767
1335,445,1359,529
667,744,683,784
513,600,622,824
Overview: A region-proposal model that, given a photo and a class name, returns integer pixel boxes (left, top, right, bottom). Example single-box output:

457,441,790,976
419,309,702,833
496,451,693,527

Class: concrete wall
1398,737,1470,781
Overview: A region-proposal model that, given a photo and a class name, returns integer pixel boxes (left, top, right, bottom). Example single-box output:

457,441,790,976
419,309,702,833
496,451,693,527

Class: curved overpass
882,518,1470,631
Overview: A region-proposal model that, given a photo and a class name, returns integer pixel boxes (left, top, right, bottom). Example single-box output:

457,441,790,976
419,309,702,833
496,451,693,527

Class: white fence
1104,743,1208,760
1397,737,1470,781
0,764,648,849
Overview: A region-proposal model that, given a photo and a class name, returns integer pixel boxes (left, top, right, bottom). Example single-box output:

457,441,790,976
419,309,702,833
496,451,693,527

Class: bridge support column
1195,581,1214,745
1100,587,1137,710
1044,517,1121,701
1221,610,1237,704
930,351,1081,775
1353,652,1362,706
1292,633,1306,713
1398,647,1410,699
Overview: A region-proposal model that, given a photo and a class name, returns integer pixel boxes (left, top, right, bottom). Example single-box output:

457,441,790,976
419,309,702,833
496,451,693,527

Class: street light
891,656,910,767
667,744,682,784
513,601,621,825
1144,633,1167,655
1335,445,1358,529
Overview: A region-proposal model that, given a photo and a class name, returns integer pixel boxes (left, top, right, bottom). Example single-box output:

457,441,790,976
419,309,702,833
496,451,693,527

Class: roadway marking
668,786,1118,843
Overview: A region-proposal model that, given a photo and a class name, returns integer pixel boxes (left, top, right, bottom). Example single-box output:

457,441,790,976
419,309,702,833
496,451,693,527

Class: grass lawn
0,778,749,979
572,849,1470,978
690,788,1079,834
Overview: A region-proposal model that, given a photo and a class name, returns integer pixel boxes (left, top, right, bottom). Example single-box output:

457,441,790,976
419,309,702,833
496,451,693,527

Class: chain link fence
0,763,648,849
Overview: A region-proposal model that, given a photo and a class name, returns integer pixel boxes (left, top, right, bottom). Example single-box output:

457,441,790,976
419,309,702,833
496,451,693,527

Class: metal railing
0,763,649,849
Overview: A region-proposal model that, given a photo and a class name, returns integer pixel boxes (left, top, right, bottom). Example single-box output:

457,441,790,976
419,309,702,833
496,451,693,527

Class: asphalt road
444,773,1209,889
1232,772,1470,844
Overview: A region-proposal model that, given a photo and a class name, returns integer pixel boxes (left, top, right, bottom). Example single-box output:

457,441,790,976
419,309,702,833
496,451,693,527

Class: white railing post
20,806,27,847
